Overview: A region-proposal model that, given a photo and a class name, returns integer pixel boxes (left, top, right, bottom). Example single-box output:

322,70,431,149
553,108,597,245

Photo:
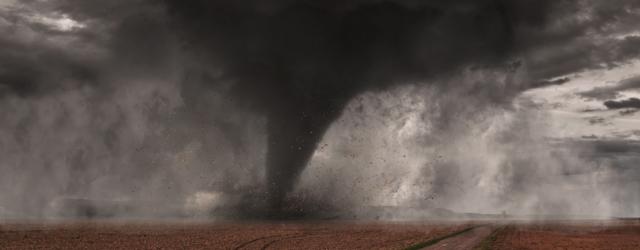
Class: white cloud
29,13,85,31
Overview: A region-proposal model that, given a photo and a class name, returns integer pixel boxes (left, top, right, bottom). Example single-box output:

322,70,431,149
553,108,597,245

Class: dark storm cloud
526,36,640,81
522,0,640,80
579,76,640,100
0,0,174,96
581,87,622,101
557,139,640,161
592,140,640,155
619,109,639,116
0,0,201,217
530,77,571,89
163,0,571,209
0,30,99,96
604,97,640,109
585,116,609,126
0,4,98,97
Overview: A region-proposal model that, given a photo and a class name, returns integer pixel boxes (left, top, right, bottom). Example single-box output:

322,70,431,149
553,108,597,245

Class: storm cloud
580,76,640,100
0,0,640,218
163,0,564,209
604,97,640,109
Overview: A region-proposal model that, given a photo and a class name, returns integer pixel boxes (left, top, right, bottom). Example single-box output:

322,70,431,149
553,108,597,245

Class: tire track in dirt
403,226,488,250
256,229,378,249
253,226,468,249
380,230,459,248
234,233,303,250
425,226,493,250
474,226,506,250
260,234,315,250
259,230,352,249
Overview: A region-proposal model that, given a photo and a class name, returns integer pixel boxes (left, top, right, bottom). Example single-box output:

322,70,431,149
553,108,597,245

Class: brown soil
491,221,640,250
2,220,640,250
0,221,466,250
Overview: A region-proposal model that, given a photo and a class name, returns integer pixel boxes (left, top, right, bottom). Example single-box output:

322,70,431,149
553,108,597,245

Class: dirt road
421,226,494,250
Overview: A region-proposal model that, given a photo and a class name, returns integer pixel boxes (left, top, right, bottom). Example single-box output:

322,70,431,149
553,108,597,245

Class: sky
0,0,639,219
525,60,640,140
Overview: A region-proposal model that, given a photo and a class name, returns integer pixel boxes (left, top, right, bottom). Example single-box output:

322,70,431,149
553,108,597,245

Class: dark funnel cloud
164,0,557,210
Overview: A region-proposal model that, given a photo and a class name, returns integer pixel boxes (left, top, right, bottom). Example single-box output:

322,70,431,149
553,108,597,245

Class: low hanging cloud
529,77,571,89
604,97,640,109
580,76,640,100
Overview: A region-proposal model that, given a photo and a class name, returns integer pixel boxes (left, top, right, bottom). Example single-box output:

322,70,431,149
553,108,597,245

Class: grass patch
403,226,476,250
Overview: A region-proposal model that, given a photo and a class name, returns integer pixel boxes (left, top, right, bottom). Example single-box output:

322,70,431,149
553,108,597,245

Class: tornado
165,0,556,211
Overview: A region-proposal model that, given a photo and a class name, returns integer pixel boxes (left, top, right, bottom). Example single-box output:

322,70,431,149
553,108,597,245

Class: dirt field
490,221,640,250
1,220,639,249
0,220,468,249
